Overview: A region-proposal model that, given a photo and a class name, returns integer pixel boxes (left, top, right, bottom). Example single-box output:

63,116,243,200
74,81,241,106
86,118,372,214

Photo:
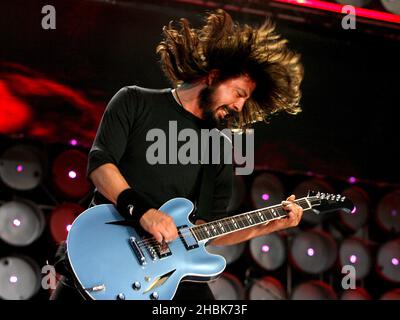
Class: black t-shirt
87,85,233,222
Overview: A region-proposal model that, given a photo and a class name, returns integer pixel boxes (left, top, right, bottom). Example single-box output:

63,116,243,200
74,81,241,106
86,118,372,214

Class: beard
198,85,235,129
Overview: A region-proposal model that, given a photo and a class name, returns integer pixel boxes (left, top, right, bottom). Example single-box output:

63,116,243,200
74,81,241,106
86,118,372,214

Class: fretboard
189,197,312,242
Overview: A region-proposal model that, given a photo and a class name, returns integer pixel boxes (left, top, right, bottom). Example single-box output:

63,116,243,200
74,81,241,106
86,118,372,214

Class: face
199,74,256,127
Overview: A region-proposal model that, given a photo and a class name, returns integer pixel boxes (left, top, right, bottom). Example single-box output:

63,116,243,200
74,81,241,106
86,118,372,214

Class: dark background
1,0,399,184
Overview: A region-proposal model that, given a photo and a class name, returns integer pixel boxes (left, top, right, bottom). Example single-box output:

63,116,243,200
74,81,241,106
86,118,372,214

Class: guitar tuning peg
320,193,326,199
341,196,346,202
316,191,321,198
336,194,341,201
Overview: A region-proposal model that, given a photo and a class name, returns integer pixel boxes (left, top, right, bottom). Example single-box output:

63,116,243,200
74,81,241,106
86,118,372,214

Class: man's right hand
139,209,179,243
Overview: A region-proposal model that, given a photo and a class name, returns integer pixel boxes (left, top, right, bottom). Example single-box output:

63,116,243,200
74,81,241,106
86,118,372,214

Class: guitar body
66,197,226,300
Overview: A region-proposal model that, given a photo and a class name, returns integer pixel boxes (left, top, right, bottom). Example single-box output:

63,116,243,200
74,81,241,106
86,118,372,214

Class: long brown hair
157,9,304,129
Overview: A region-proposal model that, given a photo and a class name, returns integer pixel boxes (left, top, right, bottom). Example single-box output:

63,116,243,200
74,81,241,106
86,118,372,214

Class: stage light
249,233,286,271
208,272,245,300
339,238,371,280
337,186,369,233
376,238,400,283
248,276,287,300
68,170,77,179
0,144,43,190
0,256,41,300
69,139,78,146
348,176,358,184
49,203,84,244
0,200,45,246
250,173,284,209
291,280,337,300
340,287,371,300
51,149,91,199
290,230,337,274
293,179,335,226
376,190,400,234
381,0,400,15
226,175,246,212
380,289,400,300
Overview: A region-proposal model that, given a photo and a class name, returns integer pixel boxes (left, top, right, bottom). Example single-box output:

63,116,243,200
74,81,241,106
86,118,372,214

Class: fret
217,221,225,233
257,210,266,222
190,197,312,242
237,215,248,228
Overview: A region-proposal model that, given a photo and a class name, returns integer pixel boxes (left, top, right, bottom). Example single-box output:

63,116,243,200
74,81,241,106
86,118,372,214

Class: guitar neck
189,197,312,242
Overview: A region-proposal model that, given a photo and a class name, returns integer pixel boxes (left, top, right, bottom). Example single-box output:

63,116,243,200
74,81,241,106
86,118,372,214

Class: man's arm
89,163,179,243
89,163,130,204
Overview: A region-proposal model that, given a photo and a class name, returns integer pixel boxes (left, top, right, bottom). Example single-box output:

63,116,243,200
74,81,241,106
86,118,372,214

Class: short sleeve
86,87,136,177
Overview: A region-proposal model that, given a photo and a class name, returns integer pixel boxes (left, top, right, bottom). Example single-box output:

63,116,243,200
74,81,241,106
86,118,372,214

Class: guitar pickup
129,237,146,265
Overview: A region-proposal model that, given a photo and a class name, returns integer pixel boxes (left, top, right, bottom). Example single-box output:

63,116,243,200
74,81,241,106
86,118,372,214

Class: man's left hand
257,194,303,234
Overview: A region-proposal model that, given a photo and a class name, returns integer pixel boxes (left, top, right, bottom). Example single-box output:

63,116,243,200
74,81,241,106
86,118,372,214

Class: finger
286,194,296,201
153,230,163,243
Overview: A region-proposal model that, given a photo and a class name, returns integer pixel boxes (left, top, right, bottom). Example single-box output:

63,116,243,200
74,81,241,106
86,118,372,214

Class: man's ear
207,69,220,86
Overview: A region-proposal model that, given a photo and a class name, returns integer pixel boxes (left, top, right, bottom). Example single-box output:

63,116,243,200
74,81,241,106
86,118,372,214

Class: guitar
66,191,354,300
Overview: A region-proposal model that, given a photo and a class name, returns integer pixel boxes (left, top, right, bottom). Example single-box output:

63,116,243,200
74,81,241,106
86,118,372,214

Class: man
51,9,304,300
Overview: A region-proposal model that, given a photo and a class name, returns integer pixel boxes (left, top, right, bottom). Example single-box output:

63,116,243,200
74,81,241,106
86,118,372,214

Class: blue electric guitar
66,191,354,300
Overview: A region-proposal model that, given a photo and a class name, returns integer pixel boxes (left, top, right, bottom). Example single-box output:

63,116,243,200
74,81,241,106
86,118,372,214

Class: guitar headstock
306,190,355,214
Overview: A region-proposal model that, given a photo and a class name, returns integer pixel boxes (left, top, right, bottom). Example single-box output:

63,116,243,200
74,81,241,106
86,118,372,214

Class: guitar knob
150,292,159,300
132,282,141,290
117,293,126,300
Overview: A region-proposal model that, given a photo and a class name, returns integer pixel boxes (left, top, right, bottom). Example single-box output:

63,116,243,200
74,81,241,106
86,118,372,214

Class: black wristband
116,188,152,221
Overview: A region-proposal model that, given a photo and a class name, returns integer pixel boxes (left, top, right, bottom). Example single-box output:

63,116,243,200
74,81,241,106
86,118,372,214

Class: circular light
49,203,83,244
293,179,335,226
380,289,400,300
68,170,77,179
69,139,78,146
376,238,400,283
248,276,287,300
261,244,270,253
9,276,18,283
381,0,400,15
262,193,270,201
291,280,337,300
0,256,41,300
339,238,371,280
0,200,45,246
208,272,245,300
351,206,357,214
12,219,21,227
348,176,357,184
250,233,286,271
349,255,357,264
250,173,284,209
52,149,91,199
0,145,43,190
290,230,337,274
341,288,371,300
307,248,315,257
376,190,400,234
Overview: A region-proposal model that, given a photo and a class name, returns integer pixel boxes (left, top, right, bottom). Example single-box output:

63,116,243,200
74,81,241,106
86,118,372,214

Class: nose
231,98,246,113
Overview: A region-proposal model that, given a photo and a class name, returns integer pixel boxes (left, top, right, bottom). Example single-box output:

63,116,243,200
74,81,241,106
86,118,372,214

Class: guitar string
135,198,313,248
